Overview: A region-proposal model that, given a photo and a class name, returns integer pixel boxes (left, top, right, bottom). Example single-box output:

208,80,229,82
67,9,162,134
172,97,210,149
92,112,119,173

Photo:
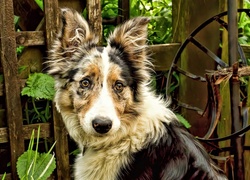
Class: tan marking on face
107,64,134,118
71,57,104,120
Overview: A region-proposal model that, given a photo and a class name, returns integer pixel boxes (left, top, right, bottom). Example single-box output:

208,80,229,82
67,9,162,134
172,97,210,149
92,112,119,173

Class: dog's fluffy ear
107,17,150,63
57,8,96,50
48,8,97,78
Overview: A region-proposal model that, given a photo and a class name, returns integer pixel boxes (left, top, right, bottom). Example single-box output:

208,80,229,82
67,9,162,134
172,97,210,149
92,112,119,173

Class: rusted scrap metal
202,75,223,139
197,65,250,143
206,65,250,85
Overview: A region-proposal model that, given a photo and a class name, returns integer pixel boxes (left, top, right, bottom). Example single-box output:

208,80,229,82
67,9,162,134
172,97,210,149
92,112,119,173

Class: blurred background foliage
102,0,172,44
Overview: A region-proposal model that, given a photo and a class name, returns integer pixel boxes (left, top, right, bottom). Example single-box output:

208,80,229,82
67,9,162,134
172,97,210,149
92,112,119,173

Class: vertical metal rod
228,1,244,179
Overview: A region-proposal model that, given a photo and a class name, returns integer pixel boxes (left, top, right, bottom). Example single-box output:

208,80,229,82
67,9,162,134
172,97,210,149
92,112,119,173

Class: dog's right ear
48,8,97,78
57,8,96,51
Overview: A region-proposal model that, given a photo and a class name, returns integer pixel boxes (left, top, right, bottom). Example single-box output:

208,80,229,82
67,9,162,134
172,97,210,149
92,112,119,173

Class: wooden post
172,0,220,137
117,0,130,24
44,0,59,50
87,0,102,44
52,104,70,179
44,1,70,179
0,0,24,179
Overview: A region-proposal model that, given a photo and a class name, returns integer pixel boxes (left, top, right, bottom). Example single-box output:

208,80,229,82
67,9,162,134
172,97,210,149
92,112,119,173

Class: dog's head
48,8,151,138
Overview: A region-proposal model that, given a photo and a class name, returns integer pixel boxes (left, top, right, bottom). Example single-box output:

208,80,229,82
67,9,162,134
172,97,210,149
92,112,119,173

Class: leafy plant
130,0,172,44
102,0,118,18
16,126,56,180
238,0,250,44
16,46,25,56
101,0,172,44
21,73,55,100
21,73,55,124
34,0,44,11
1,173,6,180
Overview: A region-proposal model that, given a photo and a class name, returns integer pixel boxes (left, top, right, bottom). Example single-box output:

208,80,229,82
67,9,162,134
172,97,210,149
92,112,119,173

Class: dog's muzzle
92,117,112,134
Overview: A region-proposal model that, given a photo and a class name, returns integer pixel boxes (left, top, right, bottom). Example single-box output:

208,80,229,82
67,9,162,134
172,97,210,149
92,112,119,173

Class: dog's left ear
107,17,150,63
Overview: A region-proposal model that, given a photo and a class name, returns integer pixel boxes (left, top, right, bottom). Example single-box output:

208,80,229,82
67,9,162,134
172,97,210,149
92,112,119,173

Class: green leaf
34,0,44,11
34,152,56,180
17,150,56,180
17,150,36,179
16,46,24,55
1,172,7,180
176,114,191,129
18,66,27,74
17,127,56,180
21,73,55,100
14,16,20,25
166,71,180,94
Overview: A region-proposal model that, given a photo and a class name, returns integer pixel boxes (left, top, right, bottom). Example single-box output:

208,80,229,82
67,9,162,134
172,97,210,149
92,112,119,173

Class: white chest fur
74,148,131,180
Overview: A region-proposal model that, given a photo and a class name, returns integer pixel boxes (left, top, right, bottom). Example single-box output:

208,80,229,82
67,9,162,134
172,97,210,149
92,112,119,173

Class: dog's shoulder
118,119,227,180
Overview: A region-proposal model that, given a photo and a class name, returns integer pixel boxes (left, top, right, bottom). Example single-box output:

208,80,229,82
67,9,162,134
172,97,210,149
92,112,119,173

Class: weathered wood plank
0,127,8,143
22,123,52,140
172,0,220,138
0,173,11,180
44,0,59,50
52,104,70,179
44,1,71,179
16,31,45,46
0,123,52,143
0,0,24,179
87,0,102,44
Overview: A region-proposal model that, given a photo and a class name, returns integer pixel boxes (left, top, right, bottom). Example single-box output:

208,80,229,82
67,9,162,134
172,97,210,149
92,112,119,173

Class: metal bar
228,1,245,180
197,124,250,142
190,37,228,68
172,64,206,82
215,17,247,66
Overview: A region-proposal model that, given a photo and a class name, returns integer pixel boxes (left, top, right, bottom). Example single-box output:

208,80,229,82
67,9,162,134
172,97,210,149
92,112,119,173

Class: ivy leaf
21,73,55,100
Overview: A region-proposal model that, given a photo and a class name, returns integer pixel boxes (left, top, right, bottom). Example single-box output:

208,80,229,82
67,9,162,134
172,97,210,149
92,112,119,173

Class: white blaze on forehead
82,48,120,134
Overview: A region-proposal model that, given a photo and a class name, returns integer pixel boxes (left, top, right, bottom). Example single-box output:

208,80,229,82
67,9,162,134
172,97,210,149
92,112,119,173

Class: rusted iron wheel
166,9,250,142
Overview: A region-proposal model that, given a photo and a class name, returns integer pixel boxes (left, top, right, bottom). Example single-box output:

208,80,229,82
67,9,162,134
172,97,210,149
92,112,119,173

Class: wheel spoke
173,64,206,82
190,37,228,67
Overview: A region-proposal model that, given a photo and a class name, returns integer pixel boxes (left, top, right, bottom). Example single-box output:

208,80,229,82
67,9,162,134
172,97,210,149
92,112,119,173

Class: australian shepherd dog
47,8,228,180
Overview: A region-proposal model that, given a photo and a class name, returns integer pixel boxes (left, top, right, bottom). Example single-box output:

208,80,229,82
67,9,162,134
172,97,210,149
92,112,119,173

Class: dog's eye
114,82,124,93
80,79,91,88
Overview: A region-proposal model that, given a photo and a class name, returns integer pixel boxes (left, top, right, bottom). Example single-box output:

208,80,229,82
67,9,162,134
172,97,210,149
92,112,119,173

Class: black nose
92,117,112,134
